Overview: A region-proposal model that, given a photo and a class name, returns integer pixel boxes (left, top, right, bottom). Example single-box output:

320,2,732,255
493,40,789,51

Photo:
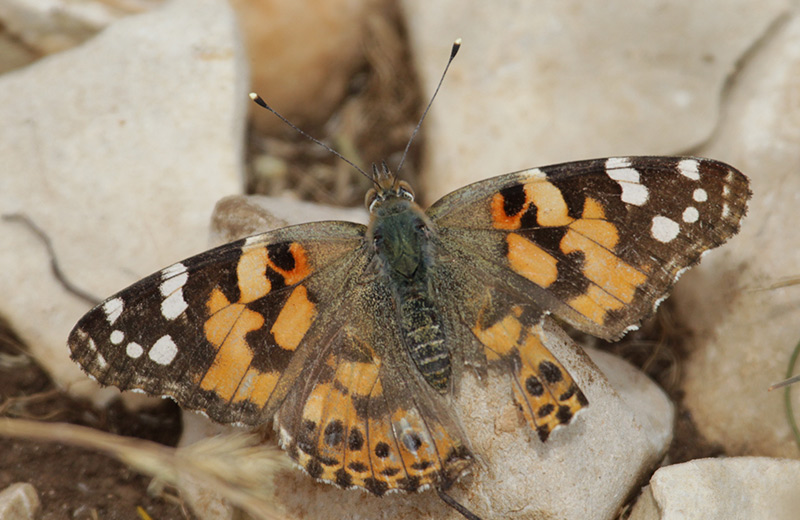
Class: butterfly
69,149,750,502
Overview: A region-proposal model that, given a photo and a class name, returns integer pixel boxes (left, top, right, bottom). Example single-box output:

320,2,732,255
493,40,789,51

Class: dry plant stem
0,418,286,520
777,338,800,452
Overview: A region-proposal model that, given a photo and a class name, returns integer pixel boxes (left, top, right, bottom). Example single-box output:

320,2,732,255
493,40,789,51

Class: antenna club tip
451,38,462,58
249,92,268,108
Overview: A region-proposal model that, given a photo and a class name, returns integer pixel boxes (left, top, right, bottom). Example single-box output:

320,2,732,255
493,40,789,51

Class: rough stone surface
0,0,164,54
629,457,800,520
210,195,369,245
675,12,800,459
0,0,246,401
0,0,384,135
0,483,40,520
400,0,789,201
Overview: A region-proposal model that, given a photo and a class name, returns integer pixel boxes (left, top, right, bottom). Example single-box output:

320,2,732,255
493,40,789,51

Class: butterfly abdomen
399,287,451,393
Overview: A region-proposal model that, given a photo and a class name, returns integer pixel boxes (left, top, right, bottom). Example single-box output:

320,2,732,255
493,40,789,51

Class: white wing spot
149,335,178,365
159,265,189,321
102,298,124,325
682,206,699,223
651,215,680,243
160,272,188,296
110,330,124,345
606,166,639,183
95,352,108,370
619,183,648,206
161,291,188,320
693,188,708,202
678,159,700,180
161,262,187,278
523,167,547,179
722,202,731,218
279,427,293,448
605,157,632,169
126,342,144,359
605,163,649,206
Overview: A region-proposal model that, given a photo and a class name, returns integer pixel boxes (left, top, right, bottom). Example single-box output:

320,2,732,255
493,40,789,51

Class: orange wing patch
271,286,316,351
506,233,559,288
472,304,524,362
495,181,650,328
236,247,271,302
199,242,317,408
511,326,587,441
561,197,649,326
472,303,588,442
201,290,265,401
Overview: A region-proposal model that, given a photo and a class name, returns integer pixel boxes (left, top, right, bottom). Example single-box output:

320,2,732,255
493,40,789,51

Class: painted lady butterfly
68,41,750,517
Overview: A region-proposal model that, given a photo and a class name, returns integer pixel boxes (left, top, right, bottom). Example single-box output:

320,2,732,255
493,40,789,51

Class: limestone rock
0,0,247,401
629,457,800,520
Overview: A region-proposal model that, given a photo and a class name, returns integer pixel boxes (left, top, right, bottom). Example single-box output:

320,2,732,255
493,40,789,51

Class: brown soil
0,315,190,520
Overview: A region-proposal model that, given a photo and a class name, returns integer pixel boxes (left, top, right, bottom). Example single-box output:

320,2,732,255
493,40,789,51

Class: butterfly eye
365,188,379,212
397,181,414,201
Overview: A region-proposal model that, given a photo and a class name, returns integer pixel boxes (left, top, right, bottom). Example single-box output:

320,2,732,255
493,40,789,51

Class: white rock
209,195,369,245
0,0,164,54
0,483,40,520
629,457,800,520
399,0,789,200
0,0,247,400
0,0,384,134
676,12,800,459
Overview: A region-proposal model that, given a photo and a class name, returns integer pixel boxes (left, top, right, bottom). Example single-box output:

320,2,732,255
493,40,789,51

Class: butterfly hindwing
428,156,750,340
428,259,589,442
274,277,472,494
68,221,367,425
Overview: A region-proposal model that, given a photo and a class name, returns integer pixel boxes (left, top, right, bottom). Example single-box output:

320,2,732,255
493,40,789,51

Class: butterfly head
365,162,415,215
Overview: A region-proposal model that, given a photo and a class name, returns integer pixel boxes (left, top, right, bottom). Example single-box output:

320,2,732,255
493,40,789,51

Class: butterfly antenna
769,374,800,391
249,93,375,185
394,38,462,186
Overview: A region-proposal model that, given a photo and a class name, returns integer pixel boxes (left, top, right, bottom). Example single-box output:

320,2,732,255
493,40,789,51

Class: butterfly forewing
428,156,750,340
69,221,366,425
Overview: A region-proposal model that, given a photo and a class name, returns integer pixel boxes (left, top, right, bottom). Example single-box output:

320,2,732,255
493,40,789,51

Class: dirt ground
0,314,190,520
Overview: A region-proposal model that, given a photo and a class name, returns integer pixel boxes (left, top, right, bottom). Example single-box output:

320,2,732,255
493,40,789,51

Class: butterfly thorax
367,181,451,393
